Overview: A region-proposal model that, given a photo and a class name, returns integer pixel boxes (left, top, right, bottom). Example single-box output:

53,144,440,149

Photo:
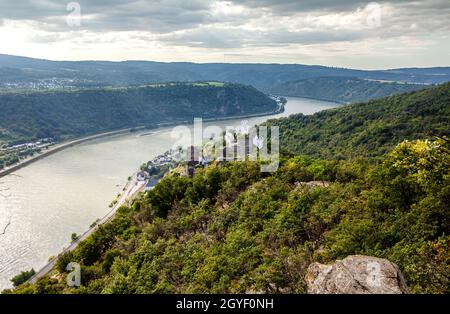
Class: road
28,173,146,284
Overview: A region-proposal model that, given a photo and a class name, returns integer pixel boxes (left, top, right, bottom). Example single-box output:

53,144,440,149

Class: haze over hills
1,54,449,92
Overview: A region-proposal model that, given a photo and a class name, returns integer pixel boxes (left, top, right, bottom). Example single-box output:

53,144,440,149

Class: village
136,150,178,191
1,138,55,153
134,124,272,192
135,145,216,192
0,138,55,170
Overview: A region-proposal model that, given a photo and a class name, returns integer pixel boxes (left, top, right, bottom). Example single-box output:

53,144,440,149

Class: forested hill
1,54,449,91
6,80,450,295
266,82,450,159
0,82,277,145
268,77,428,103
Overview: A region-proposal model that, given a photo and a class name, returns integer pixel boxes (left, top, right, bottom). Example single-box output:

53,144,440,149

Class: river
0,97,338,289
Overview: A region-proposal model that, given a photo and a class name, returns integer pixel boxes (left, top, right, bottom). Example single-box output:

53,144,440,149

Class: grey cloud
230,0,373,13
230,0,442,14
0,0,449,50
82,0,213,33
0,0,213,33
157,28,248,48
157,26,366,49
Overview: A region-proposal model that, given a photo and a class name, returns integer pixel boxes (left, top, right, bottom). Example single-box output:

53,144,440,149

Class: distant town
135,118,276,192
1,138,55,153
0,138,55,170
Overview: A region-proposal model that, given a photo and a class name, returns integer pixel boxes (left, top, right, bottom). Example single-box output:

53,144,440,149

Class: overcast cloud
0,0,449,68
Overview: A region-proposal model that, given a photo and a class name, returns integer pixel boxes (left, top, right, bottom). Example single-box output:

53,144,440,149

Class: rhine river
0,97,338,289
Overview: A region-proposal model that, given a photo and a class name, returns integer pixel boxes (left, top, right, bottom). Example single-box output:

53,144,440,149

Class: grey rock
306,255,408,294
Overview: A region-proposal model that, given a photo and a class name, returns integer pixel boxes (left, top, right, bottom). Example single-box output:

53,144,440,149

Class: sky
0,0,449,69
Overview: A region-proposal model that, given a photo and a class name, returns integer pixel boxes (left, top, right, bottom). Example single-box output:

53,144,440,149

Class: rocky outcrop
306,255,408,294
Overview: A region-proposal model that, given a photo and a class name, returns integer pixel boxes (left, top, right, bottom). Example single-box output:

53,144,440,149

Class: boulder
306,255,408,294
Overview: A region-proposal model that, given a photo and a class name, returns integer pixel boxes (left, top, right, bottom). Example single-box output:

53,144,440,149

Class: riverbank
0,96,337,290
0,127,147,179
276,94,347,105
24,104,286,284
27,172,146,284
0,104,283,179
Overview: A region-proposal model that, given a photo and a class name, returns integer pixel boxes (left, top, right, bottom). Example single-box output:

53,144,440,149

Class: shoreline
28,172,146,285
0,127,147,178
276,94,347,105
0,105,283,179
7,102,284,286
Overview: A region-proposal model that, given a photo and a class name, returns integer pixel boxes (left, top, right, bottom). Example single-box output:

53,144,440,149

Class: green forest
266,83,450,159
0,82,276,169
268,76,428,103
0,82,276,145
6,83,449,294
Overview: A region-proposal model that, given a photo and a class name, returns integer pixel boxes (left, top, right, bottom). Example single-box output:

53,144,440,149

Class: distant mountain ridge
269,77,429,103
1,54,449,91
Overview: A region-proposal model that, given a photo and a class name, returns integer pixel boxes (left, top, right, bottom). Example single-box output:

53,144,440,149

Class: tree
56,251,75,273
146,176,191,217
71,233,79,242
11,269,35,287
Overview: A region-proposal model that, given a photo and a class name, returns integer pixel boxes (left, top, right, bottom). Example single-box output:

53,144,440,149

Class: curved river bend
0,97,337,289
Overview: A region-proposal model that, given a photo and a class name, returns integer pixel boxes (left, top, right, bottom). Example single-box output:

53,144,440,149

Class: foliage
266,83,450,159
269,76,428,103
55,251,74,274
10,138,449,294
7,85,450,294
10,269,35,287
0,82,276,146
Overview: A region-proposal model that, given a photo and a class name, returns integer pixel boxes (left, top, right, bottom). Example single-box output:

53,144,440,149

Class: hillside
5,83,449,295
1,54,449,91
0,82,276,145
268,77,428,103
6,138,449,294
266,83,450,159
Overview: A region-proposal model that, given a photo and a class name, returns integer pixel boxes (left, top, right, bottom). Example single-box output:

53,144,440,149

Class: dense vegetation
266,83,450,159
5,84,449,294
0,82,276,146
10,269,35,288
6,138,449,294
269,77,428,103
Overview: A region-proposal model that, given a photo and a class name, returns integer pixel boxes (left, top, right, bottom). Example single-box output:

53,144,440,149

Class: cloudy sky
0,0,449,69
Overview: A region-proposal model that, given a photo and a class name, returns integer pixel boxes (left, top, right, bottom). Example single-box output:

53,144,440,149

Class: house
147,165,158,175
137,171,149,181
145,178,160,191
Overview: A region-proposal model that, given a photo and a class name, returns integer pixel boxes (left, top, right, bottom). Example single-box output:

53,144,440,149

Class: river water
0,97,337,289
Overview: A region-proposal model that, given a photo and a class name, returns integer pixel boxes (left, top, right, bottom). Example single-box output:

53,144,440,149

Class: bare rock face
306,255,408,294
